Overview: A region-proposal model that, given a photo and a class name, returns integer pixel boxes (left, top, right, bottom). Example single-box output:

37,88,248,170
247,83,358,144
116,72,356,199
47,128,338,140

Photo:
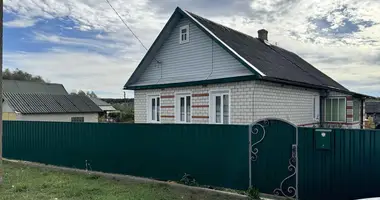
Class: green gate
249,118,298,199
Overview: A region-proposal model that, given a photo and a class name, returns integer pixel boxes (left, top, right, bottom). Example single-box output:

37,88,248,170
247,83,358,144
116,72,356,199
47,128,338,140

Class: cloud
4,49,136,98
4,18,38,28
3,0,380,97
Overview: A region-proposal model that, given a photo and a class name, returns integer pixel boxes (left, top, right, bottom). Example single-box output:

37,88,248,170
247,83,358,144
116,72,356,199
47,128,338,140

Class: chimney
258,29,268,41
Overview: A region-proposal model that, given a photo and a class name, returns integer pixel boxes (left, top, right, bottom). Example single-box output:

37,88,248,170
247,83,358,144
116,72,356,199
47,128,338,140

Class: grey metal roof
366,102,380,114
3,92,102,114
89,97,116,111
89,97,111,106
3,79,68,95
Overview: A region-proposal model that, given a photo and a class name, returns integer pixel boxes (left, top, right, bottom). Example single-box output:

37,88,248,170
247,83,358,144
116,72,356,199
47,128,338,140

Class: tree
2,68,47,83
71,90,98,98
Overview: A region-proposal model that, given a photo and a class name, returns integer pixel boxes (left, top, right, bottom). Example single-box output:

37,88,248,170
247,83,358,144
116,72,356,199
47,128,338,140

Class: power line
104,0,148,51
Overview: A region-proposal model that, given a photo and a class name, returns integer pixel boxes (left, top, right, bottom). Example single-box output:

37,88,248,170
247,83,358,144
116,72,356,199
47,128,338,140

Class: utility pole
0,0,4,185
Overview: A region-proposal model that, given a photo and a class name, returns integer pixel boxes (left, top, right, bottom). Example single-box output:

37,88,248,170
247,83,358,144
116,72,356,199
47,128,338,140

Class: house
2,80,102,122
124,7,370,128
365,100,380,129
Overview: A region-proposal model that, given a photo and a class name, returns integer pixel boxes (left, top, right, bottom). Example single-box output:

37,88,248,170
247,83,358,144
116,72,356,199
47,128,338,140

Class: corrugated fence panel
299,127,380,200
3,121,249,190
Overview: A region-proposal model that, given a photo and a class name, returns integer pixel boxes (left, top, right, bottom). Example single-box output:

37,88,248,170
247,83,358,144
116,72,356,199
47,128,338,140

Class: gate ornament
273,144,297,198
250,120,269,161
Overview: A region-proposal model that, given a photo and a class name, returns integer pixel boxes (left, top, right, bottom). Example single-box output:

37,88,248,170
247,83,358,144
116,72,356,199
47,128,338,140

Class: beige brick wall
134,80,320,126
253,81,319,126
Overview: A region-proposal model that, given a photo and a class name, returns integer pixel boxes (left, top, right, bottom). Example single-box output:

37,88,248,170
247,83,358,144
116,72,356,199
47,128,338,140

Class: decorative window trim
175,92,192,123
324,97,346,122
179,25,189,44
209,89,231,124
147,94,161,123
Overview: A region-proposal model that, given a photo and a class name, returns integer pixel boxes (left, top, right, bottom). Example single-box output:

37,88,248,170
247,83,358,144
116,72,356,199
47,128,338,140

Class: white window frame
324,97,346,122
209,90,231,124
175,92,192,123
313,96,320,121
147,95,161,123
179,25,189,44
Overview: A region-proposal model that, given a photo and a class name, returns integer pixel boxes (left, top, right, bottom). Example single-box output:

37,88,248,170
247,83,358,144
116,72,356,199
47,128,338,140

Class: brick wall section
253,81,319,126
134,90,147,123
346,96,353,123
134,80,319,125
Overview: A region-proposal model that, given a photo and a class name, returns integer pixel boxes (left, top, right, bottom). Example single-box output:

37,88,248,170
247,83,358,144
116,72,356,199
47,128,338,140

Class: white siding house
125,7,369,128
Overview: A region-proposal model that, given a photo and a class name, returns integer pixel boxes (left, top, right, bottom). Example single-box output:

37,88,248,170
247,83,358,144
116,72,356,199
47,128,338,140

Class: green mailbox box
315,129,332,150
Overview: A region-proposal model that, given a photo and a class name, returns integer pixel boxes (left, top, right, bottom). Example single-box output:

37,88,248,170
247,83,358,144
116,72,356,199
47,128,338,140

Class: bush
247,187,260,200
179,173,198,186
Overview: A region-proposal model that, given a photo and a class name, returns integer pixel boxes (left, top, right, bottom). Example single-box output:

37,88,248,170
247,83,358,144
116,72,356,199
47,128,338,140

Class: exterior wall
252,81,319,126
17,113,99,123
134,80,320,126
133,17,252,86
2,101,17,120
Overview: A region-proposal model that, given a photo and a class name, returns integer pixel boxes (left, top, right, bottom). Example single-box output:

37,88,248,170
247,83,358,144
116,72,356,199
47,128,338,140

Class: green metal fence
4,120,380,199
3,121,249,190
298,127,380,200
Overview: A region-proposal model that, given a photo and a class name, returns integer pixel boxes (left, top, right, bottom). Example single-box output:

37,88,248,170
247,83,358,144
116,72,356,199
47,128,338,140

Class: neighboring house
365,101,380,129
2,80,102,122
124,7,370,128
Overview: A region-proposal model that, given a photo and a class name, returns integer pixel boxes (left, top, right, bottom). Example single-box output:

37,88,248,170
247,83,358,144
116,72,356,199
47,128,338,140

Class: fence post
248,125,252,188
296,127,299,200
0,0,4,185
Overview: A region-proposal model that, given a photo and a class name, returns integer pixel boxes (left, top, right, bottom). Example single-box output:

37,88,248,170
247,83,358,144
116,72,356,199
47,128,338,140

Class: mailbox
315,129,332,150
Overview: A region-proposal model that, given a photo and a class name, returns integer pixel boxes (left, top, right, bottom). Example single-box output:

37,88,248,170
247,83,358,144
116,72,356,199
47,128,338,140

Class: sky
3,0,380,98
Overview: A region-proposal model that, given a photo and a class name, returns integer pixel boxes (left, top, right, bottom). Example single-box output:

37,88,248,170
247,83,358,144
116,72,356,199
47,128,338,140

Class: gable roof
124,7,355,94
3,93,102,114
3,79,68,95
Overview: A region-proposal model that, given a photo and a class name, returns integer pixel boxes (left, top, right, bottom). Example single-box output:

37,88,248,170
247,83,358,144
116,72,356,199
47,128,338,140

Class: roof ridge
4,79,63,85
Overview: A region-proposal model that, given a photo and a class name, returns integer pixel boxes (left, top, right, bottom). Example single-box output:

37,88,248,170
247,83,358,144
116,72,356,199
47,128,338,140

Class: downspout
360,98,364,129
155,60,163,84
206,40,214,80
320,90,329,128
320,96,324,127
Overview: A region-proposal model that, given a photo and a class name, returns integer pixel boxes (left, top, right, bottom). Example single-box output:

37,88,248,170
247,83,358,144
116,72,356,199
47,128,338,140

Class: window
313,96,320,120
71,117,84,122
210,91,229,124
148,96,160,123
179,25,189,44
353,99,360,122
176,94,191,123
325,98,346,122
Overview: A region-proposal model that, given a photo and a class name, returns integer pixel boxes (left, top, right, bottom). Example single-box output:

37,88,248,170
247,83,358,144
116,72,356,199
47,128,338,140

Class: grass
0,161,246,200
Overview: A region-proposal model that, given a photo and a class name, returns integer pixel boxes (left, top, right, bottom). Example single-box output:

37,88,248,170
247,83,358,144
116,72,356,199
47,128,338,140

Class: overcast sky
3,0,380,98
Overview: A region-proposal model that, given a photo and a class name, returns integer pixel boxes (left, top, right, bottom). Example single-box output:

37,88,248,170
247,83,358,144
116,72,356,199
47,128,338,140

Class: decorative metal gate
249,118,298,199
